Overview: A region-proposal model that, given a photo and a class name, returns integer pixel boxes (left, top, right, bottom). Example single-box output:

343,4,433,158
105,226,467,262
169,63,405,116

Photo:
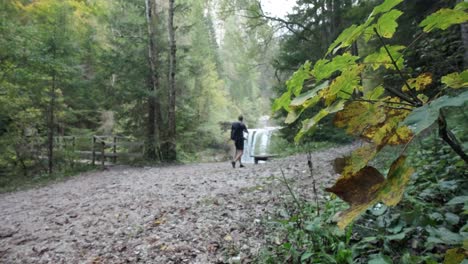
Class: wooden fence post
113,136,117,163
72,136,76,167
101,141,105,169
92,136,96,166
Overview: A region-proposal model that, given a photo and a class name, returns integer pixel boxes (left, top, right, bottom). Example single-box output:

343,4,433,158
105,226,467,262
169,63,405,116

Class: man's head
238,115,243,121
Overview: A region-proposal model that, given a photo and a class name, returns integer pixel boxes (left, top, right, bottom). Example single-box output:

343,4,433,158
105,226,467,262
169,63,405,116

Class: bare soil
0,145,354,264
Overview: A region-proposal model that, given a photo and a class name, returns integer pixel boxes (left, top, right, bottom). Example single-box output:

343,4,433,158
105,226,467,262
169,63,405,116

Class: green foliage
271,0,374,146
258,199,354,263
288,61,313,97
258,135,467,263
419,2,468,32
374,9,403,38
442,70,468,89
402,91,468,135
370,0,402,17
363,45,405,70
273,0,468,229
1,0,277,181
327,0,403,55
313,54,359,82
267,134,339,157
295,100,345,142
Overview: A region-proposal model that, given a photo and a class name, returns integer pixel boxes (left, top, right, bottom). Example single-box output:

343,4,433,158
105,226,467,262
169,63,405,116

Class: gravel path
0,145,354,263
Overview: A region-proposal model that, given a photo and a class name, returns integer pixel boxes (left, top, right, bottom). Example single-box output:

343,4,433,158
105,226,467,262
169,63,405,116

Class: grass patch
268,134,338,157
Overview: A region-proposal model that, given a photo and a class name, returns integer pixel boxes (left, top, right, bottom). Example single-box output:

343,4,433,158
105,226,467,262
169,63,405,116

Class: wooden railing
53,135,144,167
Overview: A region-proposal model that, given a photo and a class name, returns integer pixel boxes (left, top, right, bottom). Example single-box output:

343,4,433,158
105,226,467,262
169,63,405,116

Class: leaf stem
373,28,423,107
307,152,320,216
280,168,304,212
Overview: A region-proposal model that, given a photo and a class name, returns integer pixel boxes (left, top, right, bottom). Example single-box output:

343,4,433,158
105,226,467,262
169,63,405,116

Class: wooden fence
53,135,144,167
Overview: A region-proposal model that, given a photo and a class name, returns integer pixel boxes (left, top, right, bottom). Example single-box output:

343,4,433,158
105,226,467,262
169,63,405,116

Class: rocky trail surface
0,145,354,263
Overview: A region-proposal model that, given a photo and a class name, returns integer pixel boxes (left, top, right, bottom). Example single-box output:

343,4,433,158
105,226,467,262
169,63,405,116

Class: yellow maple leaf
402,73,432,92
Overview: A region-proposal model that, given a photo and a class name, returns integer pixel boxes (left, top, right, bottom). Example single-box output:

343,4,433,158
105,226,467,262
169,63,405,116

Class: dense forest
0,0,278,177
0,0,467,263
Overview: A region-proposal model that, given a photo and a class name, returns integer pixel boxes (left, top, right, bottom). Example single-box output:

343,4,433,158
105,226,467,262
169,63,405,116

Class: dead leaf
341,144,379,176
327,156,414,229
326,166,385,206
380,156,414,206
333,157,346,174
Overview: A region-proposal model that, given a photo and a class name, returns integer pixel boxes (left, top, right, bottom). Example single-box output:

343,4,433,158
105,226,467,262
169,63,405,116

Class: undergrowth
268,135,338,157
257,135,467,263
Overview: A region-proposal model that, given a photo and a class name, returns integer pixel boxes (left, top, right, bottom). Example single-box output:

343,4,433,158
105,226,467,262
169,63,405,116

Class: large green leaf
426,227,464,245
369,0,403,18
286,61,312,96
328,0,403,54
373,9,403,38
420,3,468,32
368,253,393,264
442,70,468,89
285,81,330,124
290,81,329,107
272,91,291,112
402,90,468,135
284,108,303,124
364,45,405,71
327,25,361,55
294,100,345,142
455,2,468,11
312,53,359,82
363,86,385,100
446,196,468,205
328,64,363,98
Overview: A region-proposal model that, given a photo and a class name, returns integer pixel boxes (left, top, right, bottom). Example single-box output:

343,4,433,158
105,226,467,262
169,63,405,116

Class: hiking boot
231,161,235,168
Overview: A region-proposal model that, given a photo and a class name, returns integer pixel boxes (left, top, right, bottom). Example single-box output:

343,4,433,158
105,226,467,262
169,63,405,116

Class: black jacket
231,121,248,141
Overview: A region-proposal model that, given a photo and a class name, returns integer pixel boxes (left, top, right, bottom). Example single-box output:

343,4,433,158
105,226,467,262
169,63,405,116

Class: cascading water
241,126,279,164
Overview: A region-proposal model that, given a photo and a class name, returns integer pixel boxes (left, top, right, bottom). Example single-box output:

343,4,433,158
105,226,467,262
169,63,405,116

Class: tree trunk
165,0,177,161
144,0,163,160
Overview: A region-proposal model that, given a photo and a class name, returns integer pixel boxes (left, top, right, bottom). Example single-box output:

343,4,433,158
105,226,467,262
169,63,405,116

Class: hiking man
230,115,248,168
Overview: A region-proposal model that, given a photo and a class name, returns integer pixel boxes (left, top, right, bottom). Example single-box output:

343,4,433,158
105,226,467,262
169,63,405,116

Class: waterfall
241,126,278,164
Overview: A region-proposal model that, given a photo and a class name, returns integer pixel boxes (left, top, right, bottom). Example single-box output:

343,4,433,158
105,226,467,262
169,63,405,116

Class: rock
229,255,241,263
0,227,17,238
32,246,49,256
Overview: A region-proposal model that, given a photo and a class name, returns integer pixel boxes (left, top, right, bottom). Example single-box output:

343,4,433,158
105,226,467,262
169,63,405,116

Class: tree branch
339,90,415,108
438,110,468,163
373,28,423,107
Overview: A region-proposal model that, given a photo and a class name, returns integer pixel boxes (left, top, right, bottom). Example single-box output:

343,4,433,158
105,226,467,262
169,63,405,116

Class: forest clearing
1,0,467,263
